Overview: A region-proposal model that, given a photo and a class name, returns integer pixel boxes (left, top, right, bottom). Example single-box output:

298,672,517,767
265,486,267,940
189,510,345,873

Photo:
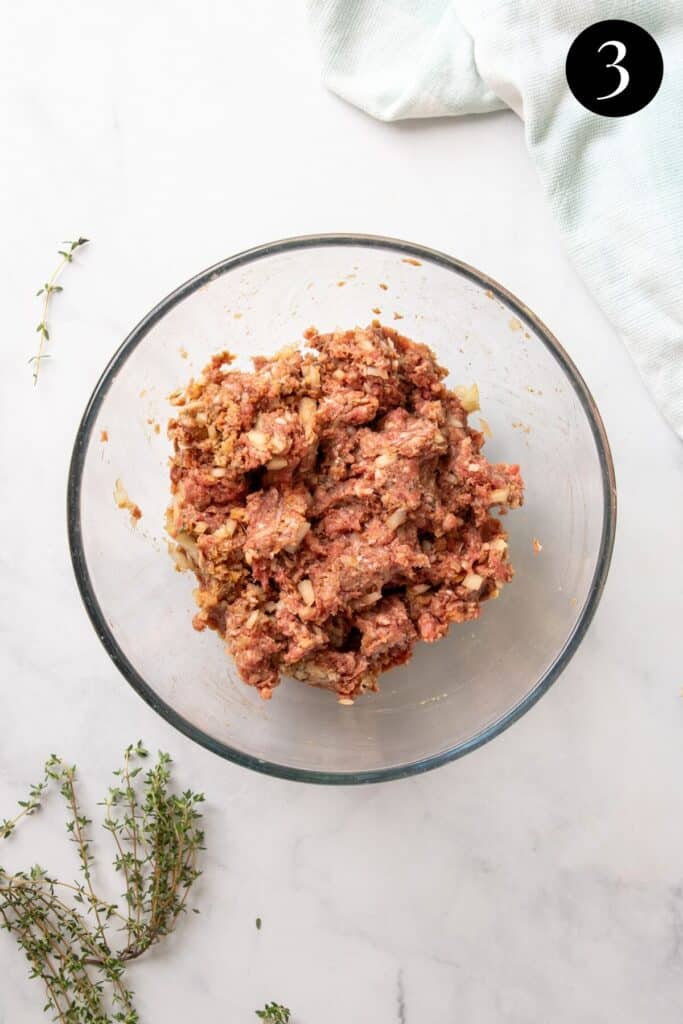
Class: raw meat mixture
167,323,523,702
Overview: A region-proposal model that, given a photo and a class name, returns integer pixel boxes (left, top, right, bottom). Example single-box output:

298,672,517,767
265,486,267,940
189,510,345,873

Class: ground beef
166,323,524,702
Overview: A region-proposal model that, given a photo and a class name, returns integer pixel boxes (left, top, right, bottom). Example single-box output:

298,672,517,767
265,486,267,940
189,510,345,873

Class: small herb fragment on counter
256,1003,291,1023
0,741,205,1023
256,916,262,930
31,236,89,385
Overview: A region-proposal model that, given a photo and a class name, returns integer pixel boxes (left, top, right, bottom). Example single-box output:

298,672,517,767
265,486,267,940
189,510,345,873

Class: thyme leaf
32,236,89,385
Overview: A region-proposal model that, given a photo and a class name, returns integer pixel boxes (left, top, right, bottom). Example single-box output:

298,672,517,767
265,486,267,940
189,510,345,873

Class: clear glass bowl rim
67,233,617,785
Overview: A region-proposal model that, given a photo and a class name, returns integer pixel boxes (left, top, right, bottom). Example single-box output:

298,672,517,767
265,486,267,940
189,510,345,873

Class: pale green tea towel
309,0,683,438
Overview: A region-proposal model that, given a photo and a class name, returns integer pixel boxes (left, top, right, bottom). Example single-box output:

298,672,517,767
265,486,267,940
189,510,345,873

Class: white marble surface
2,3,682,1021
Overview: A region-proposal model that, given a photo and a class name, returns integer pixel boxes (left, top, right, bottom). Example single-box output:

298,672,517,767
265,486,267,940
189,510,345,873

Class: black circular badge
566,20,663,117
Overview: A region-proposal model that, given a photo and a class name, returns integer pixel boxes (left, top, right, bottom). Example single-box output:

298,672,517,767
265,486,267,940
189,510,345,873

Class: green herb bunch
32,236,89,384
0,741,205,1023
256,1003,291,1023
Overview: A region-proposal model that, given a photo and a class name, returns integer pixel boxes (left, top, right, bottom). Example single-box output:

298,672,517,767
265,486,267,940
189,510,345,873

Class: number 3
597,39,630,100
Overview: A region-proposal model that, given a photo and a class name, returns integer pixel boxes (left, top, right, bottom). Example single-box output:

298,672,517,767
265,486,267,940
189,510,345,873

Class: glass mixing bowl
68,235,616,783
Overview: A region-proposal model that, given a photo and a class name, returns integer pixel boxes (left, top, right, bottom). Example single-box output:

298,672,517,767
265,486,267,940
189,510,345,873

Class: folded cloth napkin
308,0,683,438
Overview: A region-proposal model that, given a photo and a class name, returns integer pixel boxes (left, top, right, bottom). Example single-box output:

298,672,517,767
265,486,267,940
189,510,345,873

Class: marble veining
396,969,406,1024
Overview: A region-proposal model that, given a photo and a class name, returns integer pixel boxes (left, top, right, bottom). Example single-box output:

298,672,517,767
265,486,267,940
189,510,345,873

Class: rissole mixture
167,323,523,702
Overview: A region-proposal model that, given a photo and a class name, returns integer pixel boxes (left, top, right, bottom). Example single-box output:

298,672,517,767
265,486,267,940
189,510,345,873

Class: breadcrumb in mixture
166,324,524,702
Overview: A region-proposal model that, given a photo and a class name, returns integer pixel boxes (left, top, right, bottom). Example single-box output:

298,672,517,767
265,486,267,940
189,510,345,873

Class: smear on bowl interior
166,323,524,703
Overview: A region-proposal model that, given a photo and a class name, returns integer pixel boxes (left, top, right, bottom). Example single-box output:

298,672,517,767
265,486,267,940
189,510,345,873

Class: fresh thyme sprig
256,1003,291,1023
0,741,205,1023
32,236,89,385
